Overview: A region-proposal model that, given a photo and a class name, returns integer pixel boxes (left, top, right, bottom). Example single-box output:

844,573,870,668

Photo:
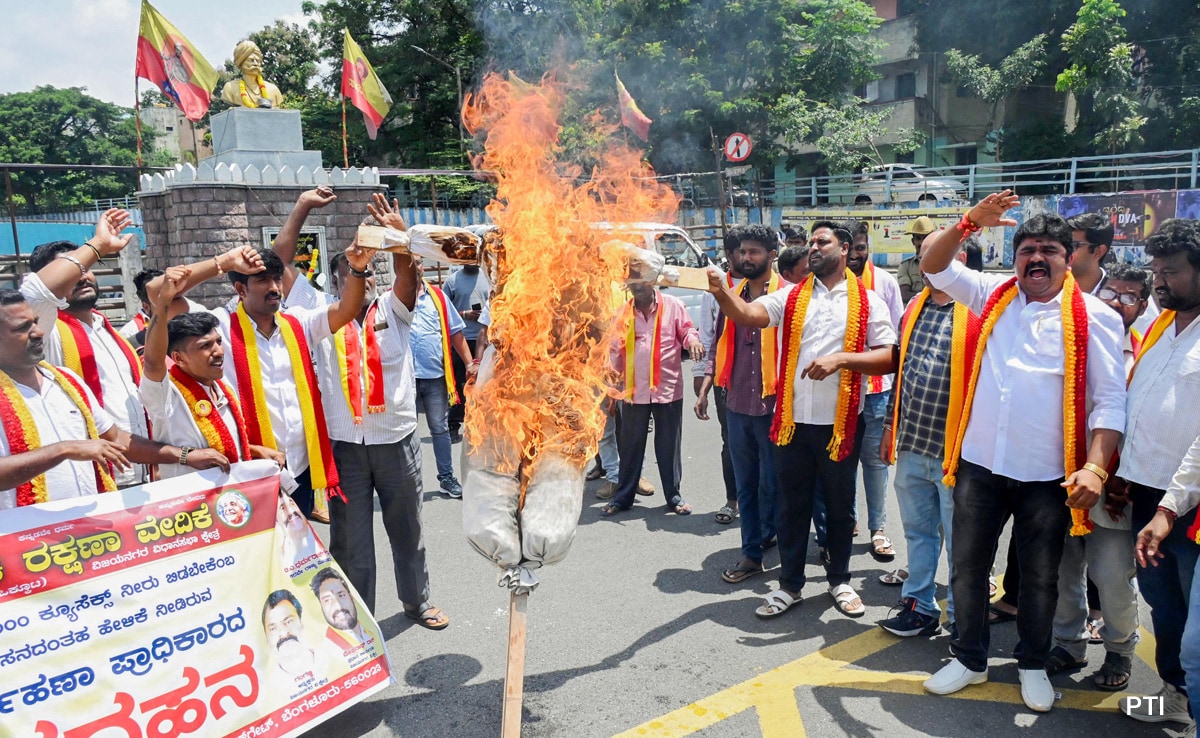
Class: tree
943,35,1048,160
776,95,924,172
0,86,165,212
1055,0,1147,153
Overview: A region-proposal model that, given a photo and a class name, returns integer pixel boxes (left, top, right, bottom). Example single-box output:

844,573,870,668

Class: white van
591,222,712,326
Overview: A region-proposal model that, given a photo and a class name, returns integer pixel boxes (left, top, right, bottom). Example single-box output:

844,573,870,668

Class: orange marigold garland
168,365,251,462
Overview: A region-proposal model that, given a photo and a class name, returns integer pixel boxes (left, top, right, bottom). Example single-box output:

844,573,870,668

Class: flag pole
135,77,144,169
341,95,349,169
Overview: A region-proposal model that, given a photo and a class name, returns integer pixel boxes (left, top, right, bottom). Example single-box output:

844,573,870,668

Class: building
138,106,212,164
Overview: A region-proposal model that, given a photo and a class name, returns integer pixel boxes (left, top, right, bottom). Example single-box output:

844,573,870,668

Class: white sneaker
1119,683,1194,724
924,659,988,695
1018,668,1055,712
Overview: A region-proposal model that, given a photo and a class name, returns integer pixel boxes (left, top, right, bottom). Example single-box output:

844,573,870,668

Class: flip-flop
714,504,736,524
599,503,628,517
722,563,765,584
879,568,909,586
405,605,450,630
666,496,692,515
755,589,801,618
829,583,866,618
870,532,896,562
987,603,1017,624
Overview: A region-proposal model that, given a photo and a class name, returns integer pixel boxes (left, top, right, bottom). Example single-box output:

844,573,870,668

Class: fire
462,72,679,481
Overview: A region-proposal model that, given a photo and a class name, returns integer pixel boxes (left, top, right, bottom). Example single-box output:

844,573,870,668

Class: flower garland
942,273,1093,535
0,364,116,506
238,75,270,108
167,365,250,462
770,269,868,461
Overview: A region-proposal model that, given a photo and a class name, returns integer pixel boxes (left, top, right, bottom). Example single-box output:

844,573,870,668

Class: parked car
853,164,965,204
592,222,712,328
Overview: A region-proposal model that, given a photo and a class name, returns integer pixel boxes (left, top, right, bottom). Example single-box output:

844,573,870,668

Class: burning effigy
459,72,678,591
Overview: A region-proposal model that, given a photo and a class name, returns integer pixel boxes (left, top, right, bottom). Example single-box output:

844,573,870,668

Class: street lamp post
411,45,464,147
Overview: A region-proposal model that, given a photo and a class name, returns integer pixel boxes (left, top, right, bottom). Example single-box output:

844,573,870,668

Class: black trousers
448,337,477,433
773,417,864,592
713,387,738,505
613,400,683,509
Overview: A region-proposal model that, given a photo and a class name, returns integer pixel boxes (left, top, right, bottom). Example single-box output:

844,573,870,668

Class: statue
220,40,284,109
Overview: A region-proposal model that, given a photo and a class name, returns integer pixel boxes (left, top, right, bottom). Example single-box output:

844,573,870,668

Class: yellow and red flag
134,1,218,122
342,30,393,140
615,72,652,142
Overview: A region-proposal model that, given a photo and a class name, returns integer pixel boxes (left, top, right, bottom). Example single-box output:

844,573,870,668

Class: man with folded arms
0,289,223,510
919,191,1125,714
706,220,896,619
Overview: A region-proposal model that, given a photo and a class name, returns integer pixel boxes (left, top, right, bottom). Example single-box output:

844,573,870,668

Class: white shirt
139,374,247,480
1120,313,1200,490
285,276,336,311
1161,434,1200,518
213,304,333,475
0,367,115,509
928,260,1127,482
757,277,897,425
315,292,419,445
864,265,904,394
21,273,148,485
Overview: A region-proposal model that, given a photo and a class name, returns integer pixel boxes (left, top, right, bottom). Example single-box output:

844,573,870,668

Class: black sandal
600,503,628,517
1044,645,1088,675
1093,652,1132,691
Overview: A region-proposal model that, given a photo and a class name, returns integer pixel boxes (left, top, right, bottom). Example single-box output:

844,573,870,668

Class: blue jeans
1182,551,1200,721
1131,483,1199,694
894,451,954,621
598,408,620,483
415,377,454,478
727,411,777,564
860,390,891,532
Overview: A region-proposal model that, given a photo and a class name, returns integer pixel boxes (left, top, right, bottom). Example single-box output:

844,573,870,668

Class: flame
462,72,679,481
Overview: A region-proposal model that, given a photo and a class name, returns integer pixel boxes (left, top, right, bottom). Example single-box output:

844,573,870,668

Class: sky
0,0,311,106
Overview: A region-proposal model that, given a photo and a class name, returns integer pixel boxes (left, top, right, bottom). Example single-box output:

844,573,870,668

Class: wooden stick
501,590,529,738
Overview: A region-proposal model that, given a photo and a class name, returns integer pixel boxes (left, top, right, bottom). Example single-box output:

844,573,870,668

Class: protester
0,288,217,509
1067,213,1114,295
877,236,976,638
443,261,491,443
777,243,811,285
120,268,206,350
139,259,285,480
601,282,704,517
21,211,149,486
896,216,936,304
696,229,742,524
707,220,896,619
312,194,449,630
705,225,781,584
411,271,476,498
919,192,1126,714
1114,218,1200,725
1097,262,1152,372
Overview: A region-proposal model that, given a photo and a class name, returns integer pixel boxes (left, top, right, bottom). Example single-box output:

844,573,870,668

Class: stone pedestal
209,108,322,172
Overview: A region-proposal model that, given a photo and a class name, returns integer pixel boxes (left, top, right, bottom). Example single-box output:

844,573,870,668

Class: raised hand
93,209,135,256
705,266,725,294
966,190,1021,229
154,266,191,310
298,186,337,211
220,245,266,275
367,193,407,231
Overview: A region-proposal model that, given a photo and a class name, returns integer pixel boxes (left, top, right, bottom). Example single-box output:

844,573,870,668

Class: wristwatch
179,446,195,467
349,267,373,279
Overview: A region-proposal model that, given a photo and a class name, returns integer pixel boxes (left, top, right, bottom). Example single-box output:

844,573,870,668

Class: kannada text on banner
0,460,392,738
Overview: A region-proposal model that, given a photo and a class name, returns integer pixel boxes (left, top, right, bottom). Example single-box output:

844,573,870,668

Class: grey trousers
329,434,430,614
1052,524,1139,659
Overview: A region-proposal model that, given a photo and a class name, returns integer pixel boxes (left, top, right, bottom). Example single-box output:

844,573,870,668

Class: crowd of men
1,185,1199,728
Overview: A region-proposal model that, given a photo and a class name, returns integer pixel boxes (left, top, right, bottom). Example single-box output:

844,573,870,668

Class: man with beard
1113,218,1200,727
261,589,326,692
919,191,1126,714
706,220,897,619
139,256,285,480
21,210,148,486
311,567,372,653
0,290,213,509
312,195,449,631
707,225,782,584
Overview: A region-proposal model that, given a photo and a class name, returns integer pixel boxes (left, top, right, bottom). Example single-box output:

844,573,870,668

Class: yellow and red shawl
887,288,979,469
860,262,890,394
943,273,1093,536
423,282,460,406
168,364,250,462
56,309,142,405
229,303,340,499
714,272,781,398
0,364,116,506
622,294,664,400
333,302,386,424
770,270,869,461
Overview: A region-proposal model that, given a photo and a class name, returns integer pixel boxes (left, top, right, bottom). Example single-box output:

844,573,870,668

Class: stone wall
138,184,385,306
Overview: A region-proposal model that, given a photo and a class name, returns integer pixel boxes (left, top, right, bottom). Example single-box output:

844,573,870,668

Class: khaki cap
906,216,936,235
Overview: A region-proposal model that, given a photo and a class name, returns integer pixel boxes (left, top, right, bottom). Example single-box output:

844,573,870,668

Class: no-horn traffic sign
723,132,752,162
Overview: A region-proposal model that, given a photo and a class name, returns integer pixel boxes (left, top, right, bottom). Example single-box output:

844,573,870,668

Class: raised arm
141,266,192,382
145,246,263,306
921,190,1019,275
705,269,770,329
325,239,371,333
367,193,419,310
36,209,134,299
274,187,338,297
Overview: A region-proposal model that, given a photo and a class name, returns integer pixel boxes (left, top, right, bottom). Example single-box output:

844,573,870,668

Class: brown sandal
405,605,450,630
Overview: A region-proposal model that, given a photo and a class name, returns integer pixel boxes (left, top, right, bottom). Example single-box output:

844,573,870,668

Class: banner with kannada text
0,461,391,738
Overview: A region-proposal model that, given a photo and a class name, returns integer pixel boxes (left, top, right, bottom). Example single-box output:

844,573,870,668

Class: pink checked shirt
615,291,699,404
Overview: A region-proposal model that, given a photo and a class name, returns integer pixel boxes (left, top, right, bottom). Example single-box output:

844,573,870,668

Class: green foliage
0,86,152,212
943,34,1047,158
777,95,923,172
